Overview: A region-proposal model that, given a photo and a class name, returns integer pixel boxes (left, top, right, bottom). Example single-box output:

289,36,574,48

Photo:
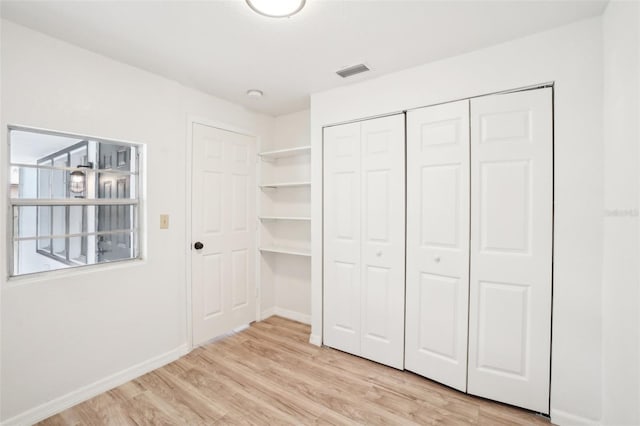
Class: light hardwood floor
39,317,551,425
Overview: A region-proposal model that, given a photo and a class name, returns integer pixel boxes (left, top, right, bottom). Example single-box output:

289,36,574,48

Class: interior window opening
8,127,142,276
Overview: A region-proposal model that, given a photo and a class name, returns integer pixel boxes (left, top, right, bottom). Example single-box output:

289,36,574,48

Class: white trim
1,344,189,426
6,258,146,287
637,4,640,420
318,82,553,130
10,198,138,206
261,306,311,325
259,216,311,221
309,334,322,346
256,131,264,328
259,181,311,188
13,228,136,242
233,324,250,333
259,145,311,160
1,87,7,423
185,118,194,350
7,124,144,148
187,116,260,139
259,246,311,257
272,306,311,325
550,409,601,426
11,162,138,176
260,306,276,320
185,115,261,351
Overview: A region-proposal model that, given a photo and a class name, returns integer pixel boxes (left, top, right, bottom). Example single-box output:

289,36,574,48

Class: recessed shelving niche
257,111,312,325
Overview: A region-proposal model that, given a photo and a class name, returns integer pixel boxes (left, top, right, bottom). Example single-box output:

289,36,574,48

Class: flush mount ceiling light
246,89,264,98
246,0,306,18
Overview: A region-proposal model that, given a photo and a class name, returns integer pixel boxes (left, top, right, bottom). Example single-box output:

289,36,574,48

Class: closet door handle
434,256,441,263
194,241,204,250
376,250,383,257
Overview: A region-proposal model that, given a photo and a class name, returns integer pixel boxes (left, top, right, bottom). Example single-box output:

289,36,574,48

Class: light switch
160,214,169,229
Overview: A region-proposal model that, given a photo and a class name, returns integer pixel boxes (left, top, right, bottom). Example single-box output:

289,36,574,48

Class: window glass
8,128,142,276
36,206,51,252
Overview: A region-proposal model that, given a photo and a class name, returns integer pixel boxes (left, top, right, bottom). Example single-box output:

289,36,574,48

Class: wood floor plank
248,342,477,424
181,353,330,422
192,346,358,425
224,337,433,424
225,331,471,424
78,391,136,426
37,316,551,425
136,370,224,424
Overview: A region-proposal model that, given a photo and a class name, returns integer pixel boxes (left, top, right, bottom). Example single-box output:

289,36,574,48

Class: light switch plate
160,214,169,229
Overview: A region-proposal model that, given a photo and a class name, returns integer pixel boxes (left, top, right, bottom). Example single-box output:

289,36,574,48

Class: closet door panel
360,114,406,369
323,122,362,355
468,88,552,414
405,100,470,391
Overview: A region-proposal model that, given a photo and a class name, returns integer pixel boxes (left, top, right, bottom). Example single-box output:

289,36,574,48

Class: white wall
273,110,310,151
602,1,640,425
0,20,274,423
310,18,604,425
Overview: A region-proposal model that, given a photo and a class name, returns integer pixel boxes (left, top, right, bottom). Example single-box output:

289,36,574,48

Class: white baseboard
233,324,250,333
272,307,311,325
260,307,276,320
261,306,311,325
309,334,322,346
2,344,190,426
551,408,601,426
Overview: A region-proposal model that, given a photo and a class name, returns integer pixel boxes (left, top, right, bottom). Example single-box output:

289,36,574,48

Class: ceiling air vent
336,64,370,78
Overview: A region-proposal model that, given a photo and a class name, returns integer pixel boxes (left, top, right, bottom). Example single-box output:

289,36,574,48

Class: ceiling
1,0,607,116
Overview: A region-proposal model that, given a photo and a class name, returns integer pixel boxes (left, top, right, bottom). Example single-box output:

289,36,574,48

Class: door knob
194,242,204,250
376,250,383,257
434,256,441,263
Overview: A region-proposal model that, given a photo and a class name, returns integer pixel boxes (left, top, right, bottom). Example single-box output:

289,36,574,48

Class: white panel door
323,114,405,369
468,88,552,413
405,100,470,391
323,122,362,355
360,115,406,369
192,123,256,346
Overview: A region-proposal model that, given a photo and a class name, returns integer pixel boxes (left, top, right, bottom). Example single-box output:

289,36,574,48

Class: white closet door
323,122,362,355
468,88,552,414
360,115,406,369
405,100,470,391
323,114,405,369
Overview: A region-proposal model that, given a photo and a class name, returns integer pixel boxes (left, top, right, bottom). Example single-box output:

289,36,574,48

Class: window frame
7,125,144,278
35,140,89,266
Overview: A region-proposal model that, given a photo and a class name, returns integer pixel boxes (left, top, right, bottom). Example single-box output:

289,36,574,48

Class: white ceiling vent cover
336,64,370,78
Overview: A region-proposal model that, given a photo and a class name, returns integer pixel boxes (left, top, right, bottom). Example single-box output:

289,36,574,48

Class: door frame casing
185,116,261,350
